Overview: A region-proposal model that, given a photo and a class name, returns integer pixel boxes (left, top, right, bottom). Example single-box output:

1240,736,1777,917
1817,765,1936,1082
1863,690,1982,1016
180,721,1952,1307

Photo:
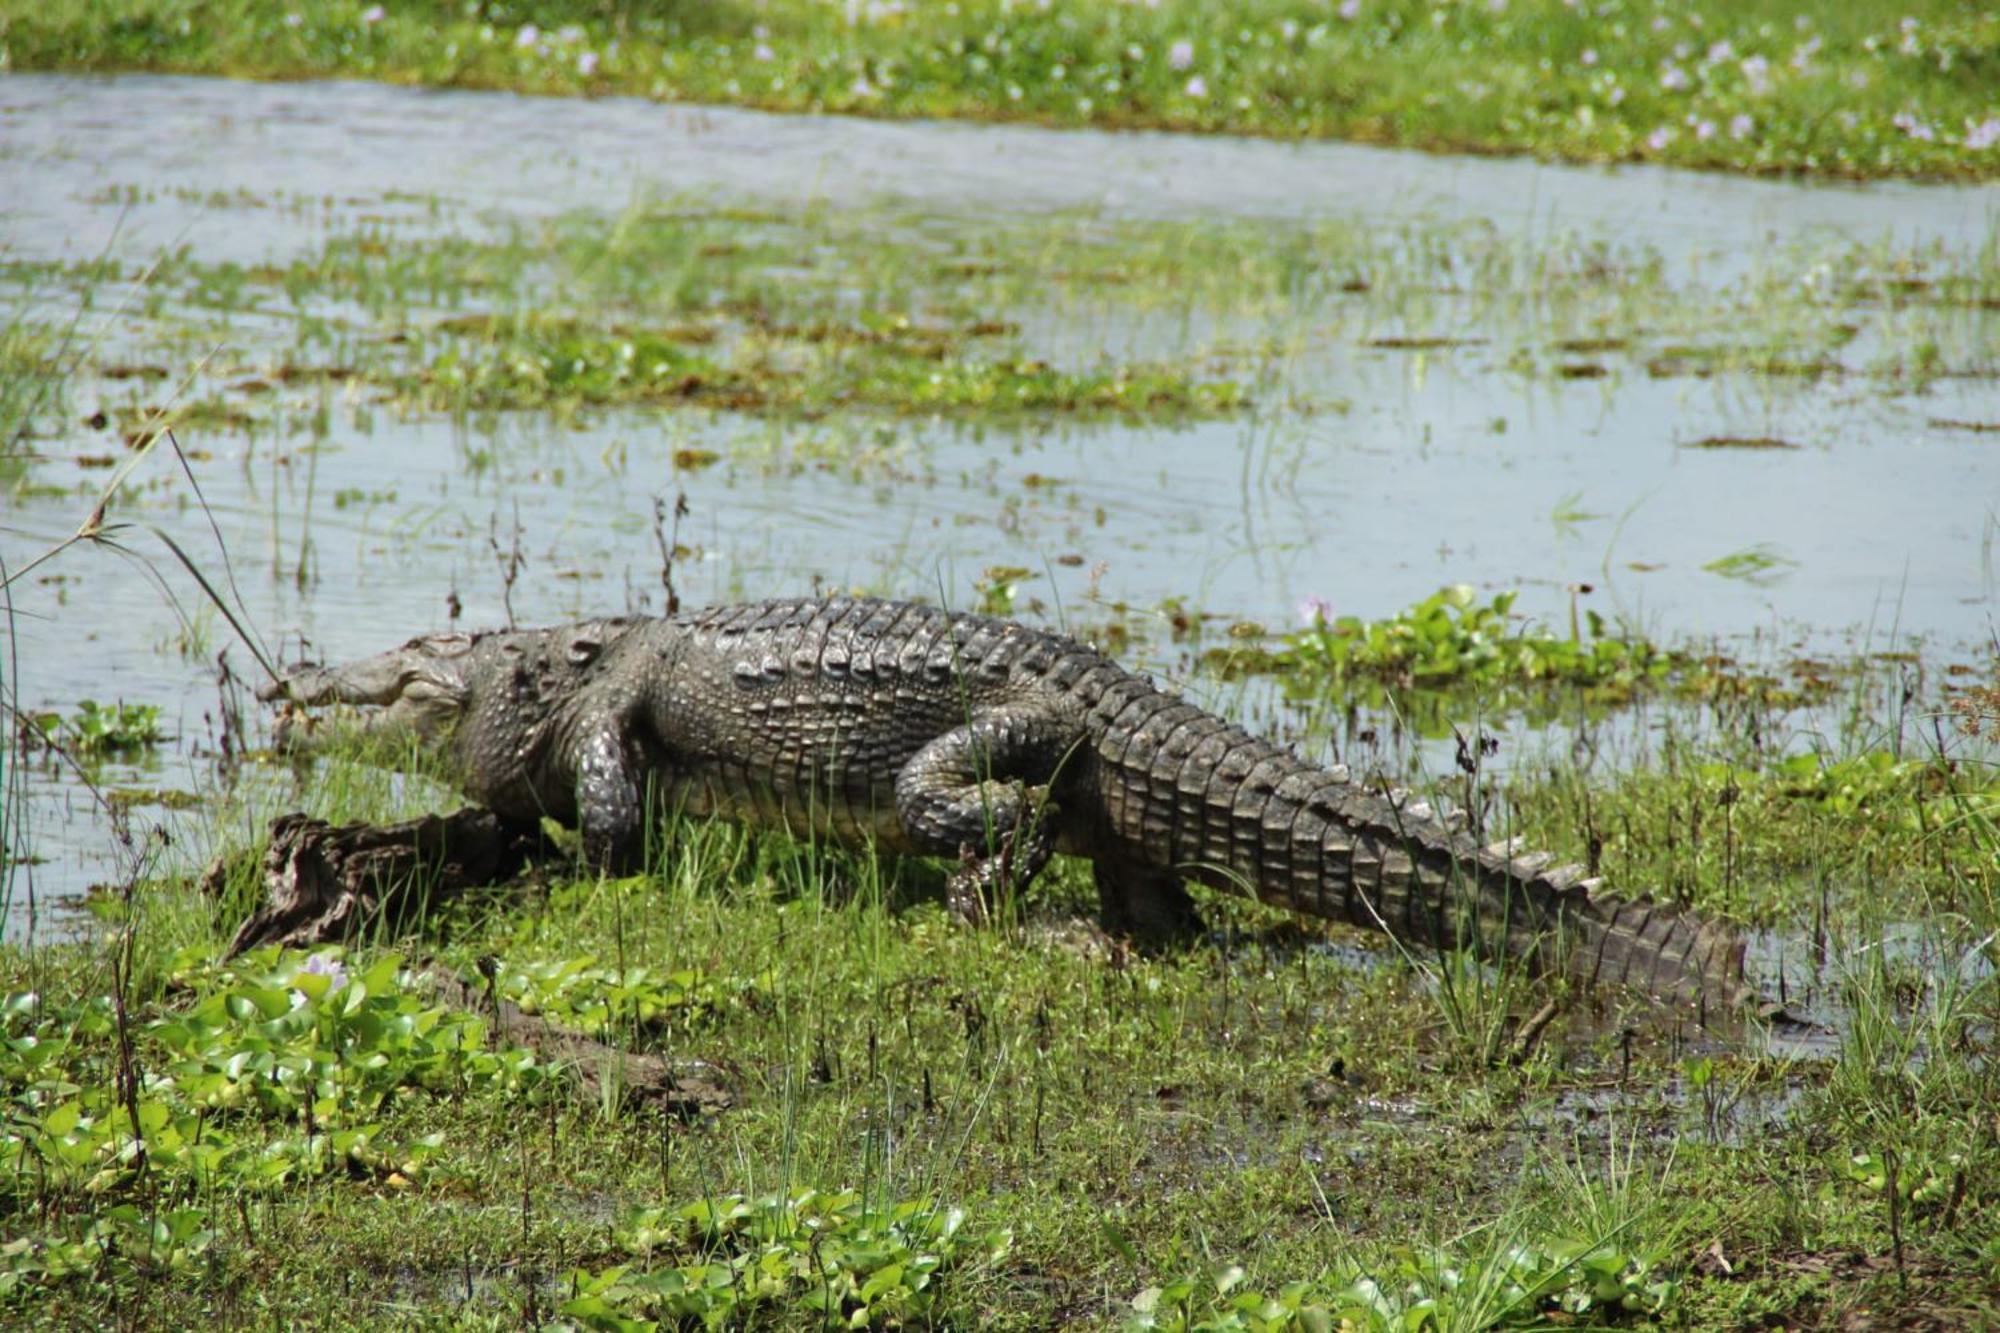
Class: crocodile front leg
570,714,659,873
893,707,1081,919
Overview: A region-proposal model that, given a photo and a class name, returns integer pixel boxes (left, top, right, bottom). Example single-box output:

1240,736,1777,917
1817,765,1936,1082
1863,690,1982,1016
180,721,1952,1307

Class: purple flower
300,953,348,991
1659,64,1689,92
1184,74,1208,99
515,23,539,49
1693,118,1716,141
1298,596,1336,626
1705,40,1733,64
1338,0,1361,20
1729,113,1755,139
1892,110,1935,142
1739,54,1770,94
1647,125,1675,152
1580,48,1598,67
360,5,384,23
1169,40,1195,71
1966,117,2000,151
754,42,775,62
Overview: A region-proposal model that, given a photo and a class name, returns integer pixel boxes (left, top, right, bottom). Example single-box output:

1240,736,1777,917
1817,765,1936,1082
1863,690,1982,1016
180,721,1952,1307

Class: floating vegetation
1687,435,1804,450
21,700,168,758
1702,544,1799,584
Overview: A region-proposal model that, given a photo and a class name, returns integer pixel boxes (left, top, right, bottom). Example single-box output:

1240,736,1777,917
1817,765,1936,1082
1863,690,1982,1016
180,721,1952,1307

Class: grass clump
413,317,1245,420
10,0,2000,180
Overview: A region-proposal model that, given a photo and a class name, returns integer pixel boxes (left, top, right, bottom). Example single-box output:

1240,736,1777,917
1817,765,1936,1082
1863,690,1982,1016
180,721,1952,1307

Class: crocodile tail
1088,684,1751,1005
1277,775,1754,1006
1142,735,1755,1005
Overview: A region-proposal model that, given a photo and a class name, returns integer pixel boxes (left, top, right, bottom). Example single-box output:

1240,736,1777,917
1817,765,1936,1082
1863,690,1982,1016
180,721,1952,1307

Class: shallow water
3,73,1997,923
5,74,1996,265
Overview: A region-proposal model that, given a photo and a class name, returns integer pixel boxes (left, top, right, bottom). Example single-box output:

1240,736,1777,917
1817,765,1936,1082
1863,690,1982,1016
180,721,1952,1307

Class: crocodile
261,596,1753,1006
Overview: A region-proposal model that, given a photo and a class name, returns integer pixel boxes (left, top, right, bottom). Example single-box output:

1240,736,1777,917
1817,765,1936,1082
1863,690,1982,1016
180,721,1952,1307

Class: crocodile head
259,630,492,747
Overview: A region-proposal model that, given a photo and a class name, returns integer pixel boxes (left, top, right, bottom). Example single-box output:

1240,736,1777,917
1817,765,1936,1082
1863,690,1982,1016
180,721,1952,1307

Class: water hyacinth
1892,109,1936,142
9,0,1995,182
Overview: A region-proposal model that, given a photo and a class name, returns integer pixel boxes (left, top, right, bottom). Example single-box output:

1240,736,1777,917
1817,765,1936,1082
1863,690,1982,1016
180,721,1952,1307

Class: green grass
6,0,1998,180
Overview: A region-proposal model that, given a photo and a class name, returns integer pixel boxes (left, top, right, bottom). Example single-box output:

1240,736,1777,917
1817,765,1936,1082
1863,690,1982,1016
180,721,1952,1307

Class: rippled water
2,74,1996,924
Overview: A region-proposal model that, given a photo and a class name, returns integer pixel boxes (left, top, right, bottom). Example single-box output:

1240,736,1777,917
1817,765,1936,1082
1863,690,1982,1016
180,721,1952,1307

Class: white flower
360,4,384,23
1338,0,1361,20
578,50,598,76
1739,54,1770,94
1184,74,1208,99
1169,39,1194,70
753,42,775,62
1580,48,1597,66
284,12,303,27
1705,40,1732,64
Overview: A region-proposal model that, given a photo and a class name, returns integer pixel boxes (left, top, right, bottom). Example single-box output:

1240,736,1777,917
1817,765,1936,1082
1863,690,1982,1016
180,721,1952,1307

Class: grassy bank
2,686,1997,1326
5,0,1998,181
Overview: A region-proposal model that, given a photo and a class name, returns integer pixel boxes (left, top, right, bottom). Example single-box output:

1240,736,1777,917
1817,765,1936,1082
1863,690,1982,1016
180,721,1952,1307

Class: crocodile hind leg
894,707,1081,919
1094,857,1202,946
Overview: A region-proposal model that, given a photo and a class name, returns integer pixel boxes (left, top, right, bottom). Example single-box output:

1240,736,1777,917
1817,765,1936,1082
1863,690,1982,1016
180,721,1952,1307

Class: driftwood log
215,808,730,1117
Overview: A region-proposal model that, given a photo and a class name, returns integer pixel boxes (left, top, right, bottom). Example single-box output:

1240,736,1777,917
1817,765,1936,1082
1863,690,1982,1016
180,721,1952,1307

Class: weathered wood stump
219,808,537,957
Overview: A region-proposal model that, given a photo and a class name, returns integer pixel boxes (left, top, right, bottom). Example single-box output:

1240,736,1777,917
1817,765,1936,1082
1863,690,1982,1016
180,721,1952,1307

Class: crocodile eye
566,637,602,667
